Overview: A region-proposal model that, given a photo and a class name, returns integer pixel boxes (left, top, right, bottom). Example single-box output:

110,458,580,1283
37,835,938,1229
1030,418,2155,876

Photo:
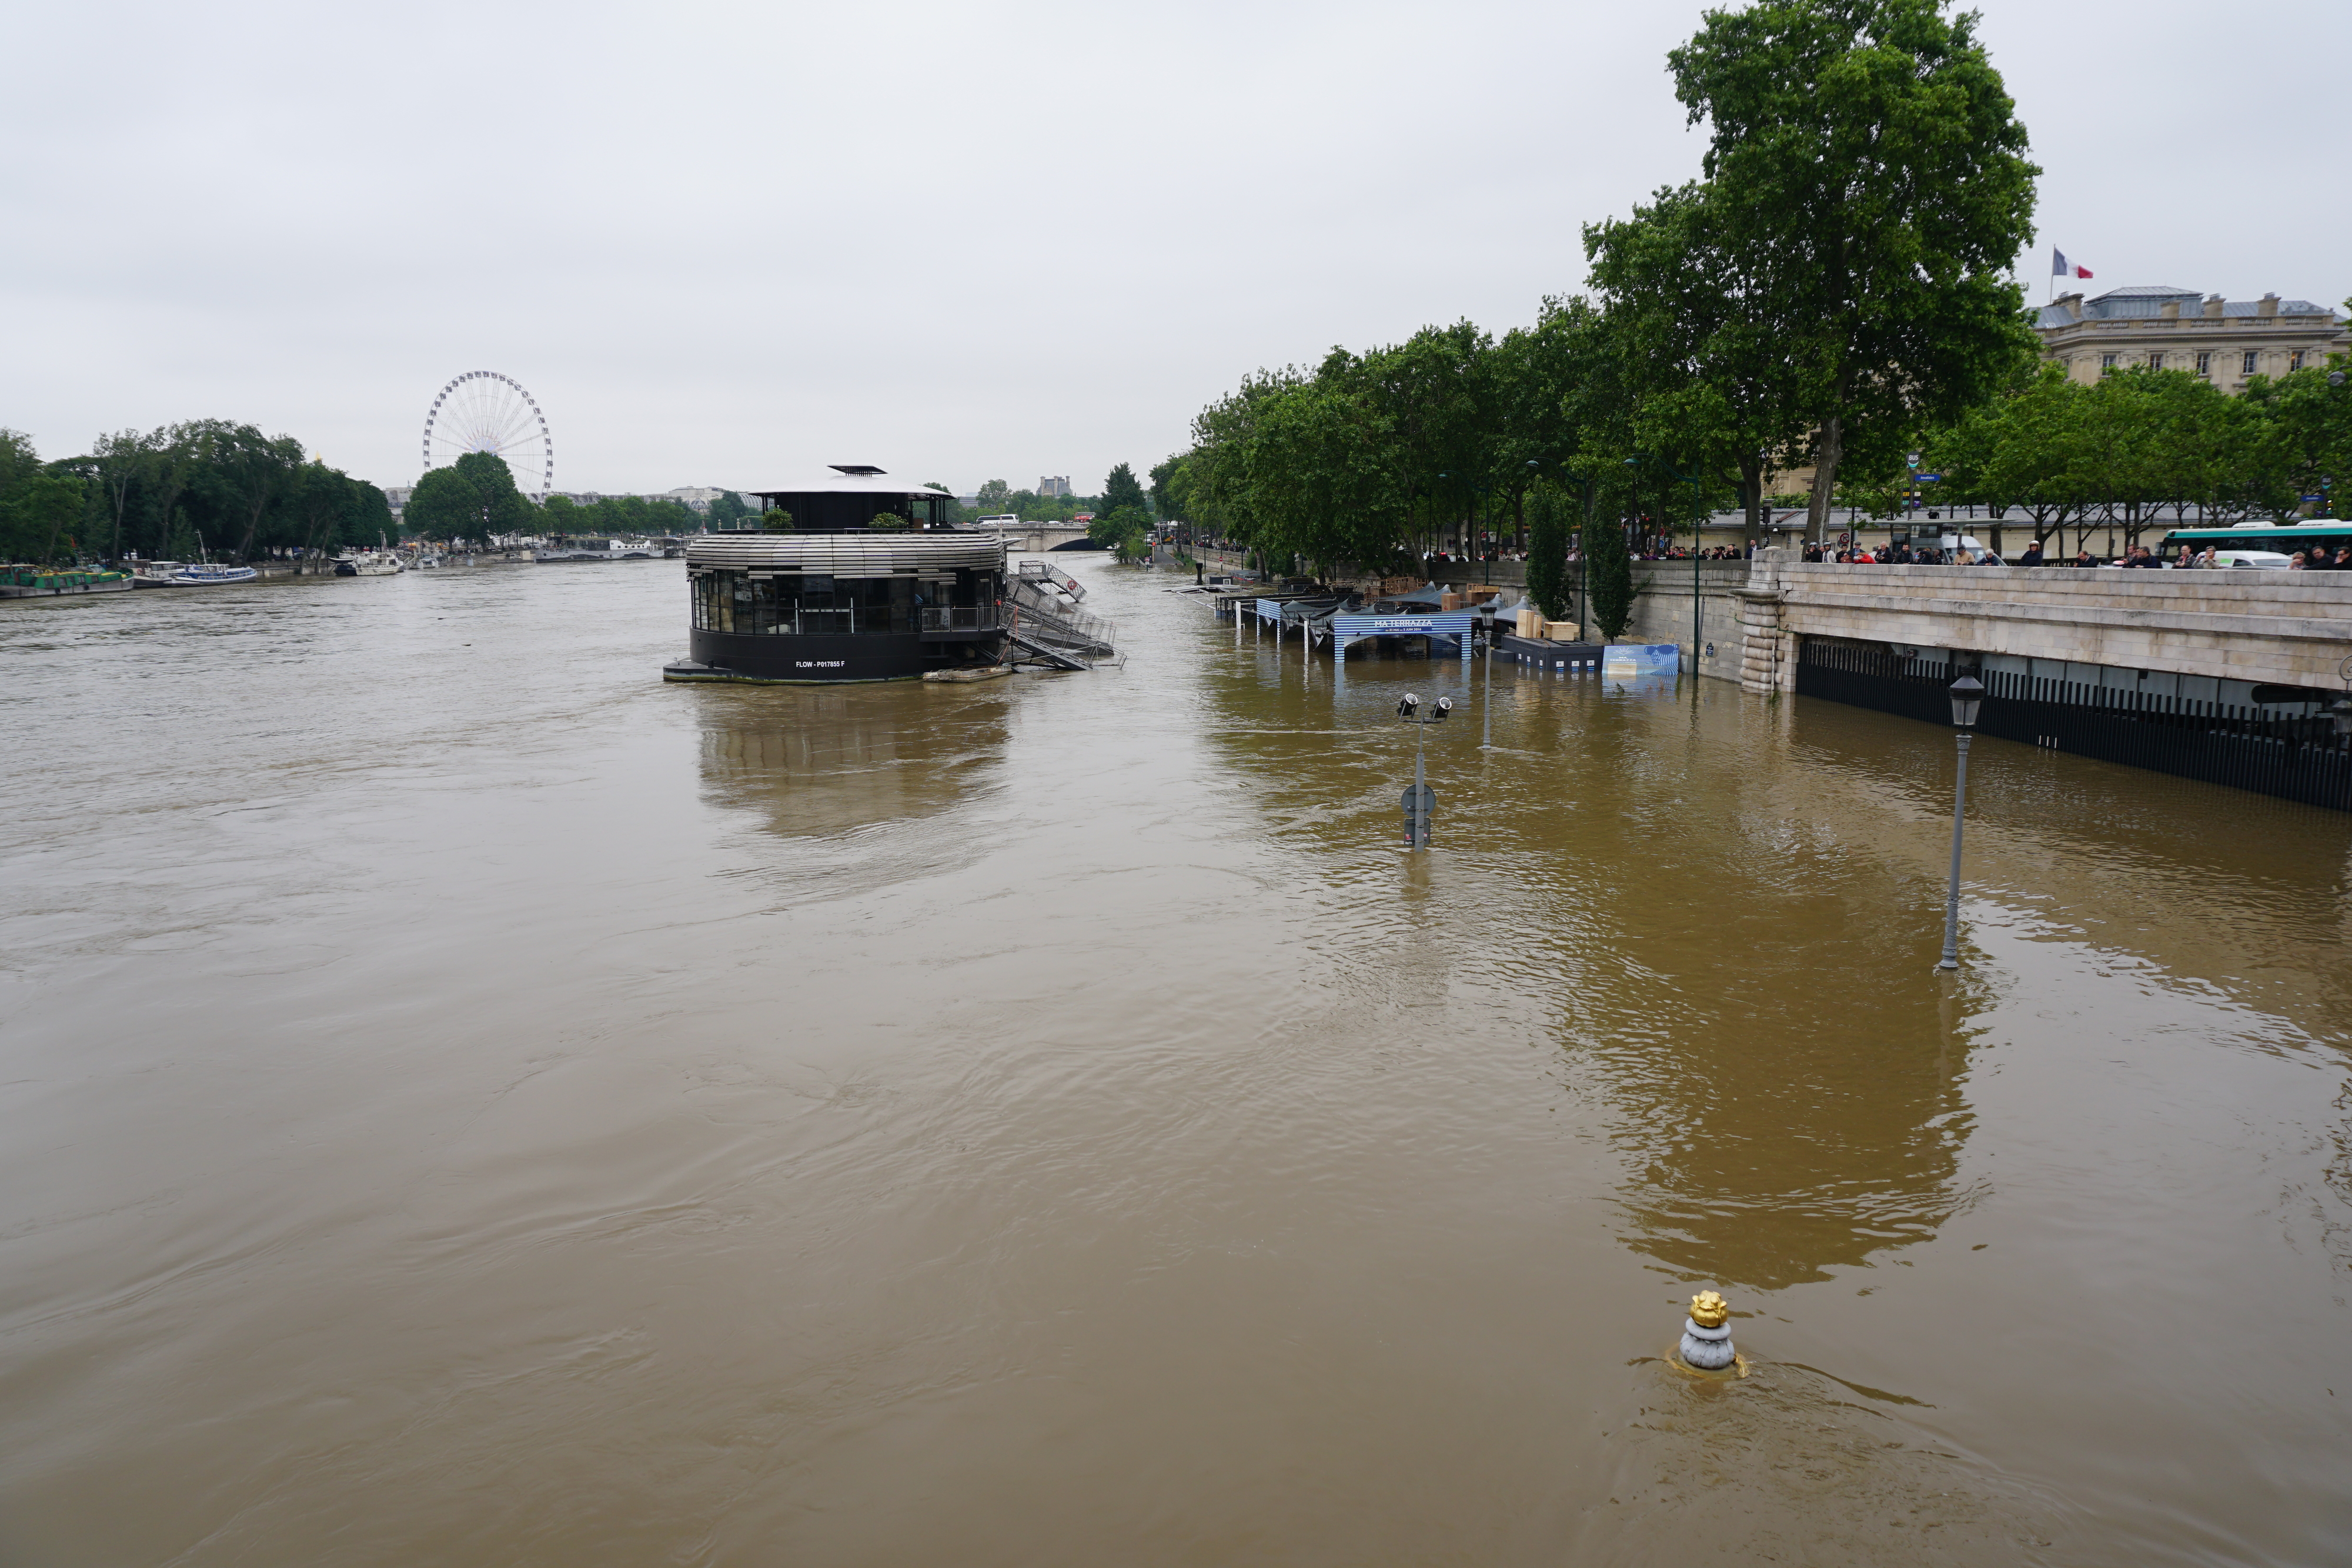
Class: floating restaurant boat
664,467,1013,684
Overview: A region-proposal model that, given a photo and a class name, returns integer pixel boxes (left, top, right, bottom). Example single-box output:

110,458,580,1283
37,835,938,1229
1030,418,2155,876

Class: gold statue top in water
1689,1290,1729,1328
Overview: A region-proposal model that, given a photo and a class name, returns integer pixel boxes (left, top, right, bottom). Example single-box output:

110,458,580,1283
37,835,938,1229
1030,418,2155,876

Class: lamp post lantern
1939,675,1984,969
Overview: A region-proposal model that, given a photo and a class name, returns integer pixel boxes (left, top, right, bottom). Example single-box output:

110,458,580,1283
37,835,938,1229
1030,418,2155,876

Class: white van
1932,532,2000,562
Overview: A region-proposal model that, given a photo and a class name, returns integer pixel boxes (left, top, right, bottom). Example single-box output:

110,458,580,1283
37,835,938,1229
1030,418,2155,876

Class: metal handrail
703,604,1011,635
1009,581,1117,657
918,606,1001,631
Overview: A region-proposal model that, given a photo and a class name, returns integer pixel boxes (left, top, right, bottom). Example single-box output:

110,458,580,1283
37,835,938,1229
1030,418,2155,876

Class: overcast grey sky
5,0,2343,497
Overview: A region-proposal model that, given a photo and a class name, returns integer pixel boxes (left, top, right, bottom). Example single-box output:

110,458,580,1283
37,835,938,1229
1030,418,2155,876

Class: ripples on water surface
1,563,2348,1566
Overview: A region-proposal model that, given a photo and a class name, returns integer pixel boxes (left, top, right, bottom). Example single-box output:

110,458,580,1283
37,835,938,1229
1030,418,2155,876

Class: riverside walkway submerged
1,559,2348,1565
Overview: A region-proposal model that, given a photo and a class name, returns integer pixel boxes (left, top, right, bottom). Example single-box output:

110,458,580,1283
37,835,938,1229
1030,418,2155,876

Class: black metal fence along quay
1794,640,2352,811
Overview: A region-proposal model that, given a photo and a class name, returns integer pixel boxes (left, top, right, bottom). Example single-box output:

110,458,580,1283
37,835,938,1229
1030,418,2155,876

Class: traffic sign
1400,784,1435,814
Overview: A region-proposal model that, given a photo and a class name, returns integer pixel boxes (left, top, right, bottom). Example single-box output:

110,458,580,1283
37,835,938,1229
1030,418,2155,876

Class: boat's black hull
669,628,1004,684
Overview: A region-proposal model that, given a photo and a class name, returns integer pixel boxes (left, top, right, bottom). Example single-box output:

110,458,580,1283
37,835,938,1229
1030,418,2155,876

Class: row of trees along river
1,422,1177,568
1151,0,2351,596
1,423,397,567
0,428,708,567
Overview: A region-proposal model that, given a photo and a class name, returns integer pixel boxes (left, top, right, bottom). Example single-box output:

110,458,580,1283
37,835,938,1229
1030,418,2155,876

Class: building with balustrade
2034,286,2344,389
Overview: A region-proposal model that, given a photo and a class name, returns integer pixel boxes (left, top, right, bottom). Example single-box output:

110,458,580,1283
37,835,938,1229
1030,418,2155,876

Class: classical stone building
2034,285,2344,389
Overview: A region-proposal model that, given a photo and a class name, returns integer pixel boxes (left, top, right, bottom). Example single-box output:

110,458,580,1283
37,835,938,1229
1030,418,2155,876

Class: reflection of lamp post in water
1938,676,1984,970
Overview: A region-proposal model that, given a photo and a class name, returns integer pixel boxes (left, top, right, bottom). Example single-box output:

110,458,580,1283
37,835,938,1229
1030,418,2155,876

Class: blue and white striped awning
1329,609,1475,662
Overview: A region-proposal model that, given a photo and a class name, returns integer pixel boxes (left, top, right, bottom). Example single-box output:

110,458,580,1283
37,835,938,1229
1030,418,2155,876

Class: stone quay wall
1623,563,1757,685
1740,552,2352,694
1201,547,2352,696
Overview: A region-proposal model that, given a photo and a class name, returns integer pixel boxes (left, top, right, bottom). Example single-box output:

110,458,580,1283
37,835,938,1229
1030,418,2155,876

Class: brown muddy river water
2,560,2349,1565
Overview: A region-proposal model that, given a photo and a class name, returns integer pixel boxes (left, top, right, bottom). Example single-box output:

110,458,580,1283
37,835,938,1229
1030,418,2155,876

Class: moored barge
1,566,134,599
663,467,1007,684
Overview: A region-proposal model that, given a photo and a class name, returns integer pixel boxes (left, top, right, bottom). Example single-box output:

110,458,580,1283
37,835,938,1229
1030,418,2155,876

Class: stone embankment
1395,553,2352,694
1190,546,2352,693
1733,551,2352,693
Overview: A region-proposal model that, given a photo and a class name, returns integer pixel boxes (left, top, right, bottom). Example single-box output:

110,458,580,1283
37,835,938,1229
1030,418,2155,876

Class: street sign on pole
1400,782,1435,847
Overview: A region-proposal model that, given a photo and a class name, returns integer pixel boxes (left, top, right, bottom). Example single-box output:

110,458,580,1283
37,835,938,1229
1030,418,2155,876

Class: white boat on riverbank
131,560,261,587
536,537,662,563
334,550,404,577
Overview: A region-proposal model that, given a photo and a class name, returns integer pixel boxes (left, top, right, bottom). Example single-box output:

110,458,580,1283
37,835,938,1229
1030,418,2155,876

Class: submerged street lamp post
1396,692,1451,850
1939,676,1984,970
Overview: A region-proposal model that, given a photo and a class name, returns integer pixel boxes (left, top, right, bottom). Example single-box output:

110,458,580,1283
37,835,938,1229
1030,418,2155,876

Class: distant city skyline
6,0,2344,492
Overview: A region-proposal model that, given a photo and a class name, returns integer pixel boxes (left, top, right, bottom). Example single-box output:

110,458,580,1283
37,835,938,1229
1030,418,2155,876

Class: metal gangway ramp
1008,576,1119,669
1015,559,1087,601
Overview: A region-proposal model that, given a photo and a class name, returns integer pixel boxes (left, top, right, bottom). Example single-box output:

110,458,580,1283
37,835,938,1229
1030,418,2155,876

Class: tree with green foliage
290,462,356,560
1583,510,1636,642
138,427,198,560
404,452,534,541
868,511,909,531
180,420,306,559
1148,456,1185,525
707,490,754,529
1666,0,2041,540
1585,185,1803,540
89,429,152,561
4,420,397,564
1101,462,1148,519
2242,364,2352,522
975,479,1012,512
0,431,91,564
1932,365,2090,548
1524,484,1571,621
1488,297,1609,546
1090,505,1150,554
0,430,48,561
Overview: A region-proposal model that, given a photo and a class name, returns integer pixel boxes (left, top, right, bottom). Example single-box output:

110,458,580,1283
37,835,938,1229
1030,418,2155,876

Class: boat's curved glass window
692,569,977,634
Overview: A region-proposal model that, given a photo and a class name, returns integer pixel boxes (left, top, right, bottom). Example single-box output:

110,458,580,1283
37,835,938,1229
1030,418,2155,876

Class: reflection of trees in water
1191,653,1983,1289
1582,962,1976,1290
694,684,1009,841
1545,694,1984,1290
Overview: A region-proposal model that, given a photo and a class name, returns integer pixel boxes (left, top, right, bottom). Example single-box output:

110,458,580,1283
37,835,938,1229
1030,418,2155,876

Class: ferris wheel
421,371,553,497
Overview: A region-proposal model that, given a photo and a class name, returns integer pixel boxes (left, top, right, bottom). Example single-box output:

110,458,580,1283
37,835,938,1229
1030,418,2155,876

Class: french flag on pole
2052,248,2093,279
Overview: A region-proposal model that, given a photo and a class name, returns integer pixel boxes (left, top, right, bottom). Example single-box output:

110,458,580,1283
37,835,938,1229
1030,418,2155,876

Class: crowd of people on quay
1800,541,2352,569
1415,534,2352,571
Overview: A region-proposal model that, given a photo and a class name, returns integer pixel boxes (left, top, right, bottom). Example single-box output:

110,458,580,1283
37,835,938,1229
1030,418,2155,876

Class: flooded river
2,560,2348,1565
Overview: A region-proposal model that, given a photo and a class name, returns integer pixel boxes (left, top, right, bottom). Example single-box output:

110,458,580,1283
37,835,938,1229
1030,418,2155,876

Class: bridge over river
1432,547,2352,807
987,523,1100,554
